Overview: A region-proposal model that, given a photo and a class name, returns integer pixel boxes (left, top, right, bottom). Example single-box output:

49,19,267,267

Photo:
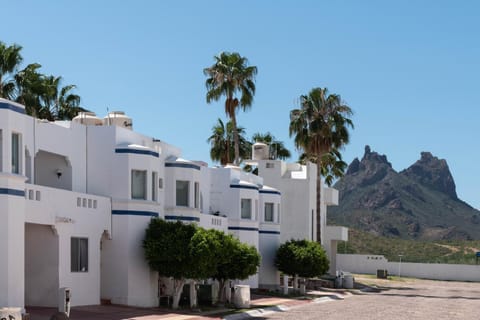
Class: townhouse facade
0,98,344,309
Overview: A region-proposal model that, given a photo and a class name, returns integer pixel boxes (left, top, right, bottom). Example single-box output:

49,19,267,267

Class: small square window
266,162,274,169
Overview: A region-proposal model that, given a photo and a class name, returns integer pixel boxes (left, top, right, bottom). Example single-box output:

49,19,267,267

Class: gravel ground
260,276,480,320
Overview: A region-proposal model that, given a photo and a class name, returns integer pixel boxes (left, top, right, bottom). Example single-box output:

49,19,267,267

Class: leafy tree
212,232,261,304
0,41,23,99
275,239,329,279
299,148,348,186
143,219,207,309
289,87,353,242
204,52,257,166
207,118,251,166
251,132,291,160
145,220,259,309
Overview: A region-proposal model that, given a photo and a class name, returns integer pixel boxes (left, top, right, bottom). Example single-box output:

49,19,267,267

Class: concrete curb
223,295,343,320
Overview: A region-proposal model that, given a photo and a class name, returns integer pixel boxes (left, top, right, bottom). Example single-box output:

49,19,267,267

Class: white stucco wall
0,173,26,308
257,160,317,243
337,254,480,282
25,223,59,307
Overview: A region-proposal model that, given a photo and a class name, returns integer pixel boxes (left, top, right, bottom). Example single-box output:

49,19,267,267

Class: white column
0,174,26,308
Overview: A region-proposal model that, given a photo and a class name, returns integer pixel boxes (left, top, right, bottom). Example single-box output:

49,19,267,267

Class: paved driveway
260,277,480,320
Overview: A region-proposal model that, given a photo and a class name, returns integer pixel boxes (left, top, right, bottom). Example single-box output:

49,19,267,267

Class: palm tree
0,42,23,99
289,87,353,242
38,75,82,120
14,63,44,115
299,148,348,187
207,118,251,166
204,52,257,166
252,132,291,160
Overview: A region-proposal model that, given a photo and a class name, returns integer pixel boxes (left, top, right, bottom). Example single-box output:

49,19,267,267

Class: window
152,172,158,201
266,162,275,169
176,180,189,206
265,203,274,222
11,133,20,174
241,199,252,219
255,199,258,220
71,237,88,272
131,170,147,200
194,182,199,209
159,178,163,189
278,204,281,223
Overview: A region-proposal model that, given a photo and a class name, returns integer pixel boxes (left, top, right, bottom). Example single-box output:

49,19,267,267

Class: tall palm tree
204,52,257,166
207,118,251,166
252,132,291,160
289,87,353,242
0,42,23,99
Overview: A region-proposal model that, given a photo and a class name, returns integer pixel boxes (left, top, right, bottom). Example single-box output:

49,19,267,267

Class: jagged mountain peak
362,145,393,168
400,152,457,199
329,147,479,240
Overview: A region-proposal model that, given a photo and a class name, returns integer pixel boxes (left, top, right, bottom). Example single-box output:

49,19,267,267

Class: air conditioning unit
252,143,269,160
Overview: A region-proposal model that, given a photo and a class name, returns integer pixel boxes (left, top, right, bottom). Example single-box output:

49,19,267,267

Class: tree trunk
293,275,299,292
283,274,289,295
231,112,240,166
316,157,323,244
217,279,227,305
189,280,198,309
299,278,306,295
172,278,186,309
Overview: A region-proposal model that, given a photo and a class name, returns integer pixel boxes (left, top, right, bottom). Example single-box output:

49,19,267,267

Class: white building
248,143,348,275
0,98,345,310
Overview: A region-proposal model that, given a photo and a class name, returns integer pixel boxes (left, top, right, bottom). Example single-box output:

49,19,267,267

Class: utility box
377,269,388,279
58,287,71,316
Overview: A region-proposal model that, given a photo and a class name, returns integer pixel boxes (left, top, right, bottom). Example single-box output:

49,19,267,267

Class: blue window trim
0,102,25,114
0,188,25,197
228,226,259,232
115,148,159,158
165,163,201,171
164,215,200,222
259,230,281,235
259,190,281,195
229,184,259,191
112,210,159,217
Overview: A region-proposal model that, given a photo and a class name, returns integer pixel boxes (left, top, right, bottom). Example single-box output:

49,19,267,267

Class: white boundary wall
338,254,480,282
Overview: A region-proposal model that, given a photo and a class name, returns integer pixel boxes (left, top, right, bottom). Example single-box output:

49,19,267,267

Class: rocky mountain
328,146,480,240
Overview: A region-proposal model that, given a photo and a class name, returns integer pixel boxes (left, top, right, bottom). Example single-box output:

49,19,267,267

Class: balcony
322,187,339,206
25,183,111,233
325,225,348,242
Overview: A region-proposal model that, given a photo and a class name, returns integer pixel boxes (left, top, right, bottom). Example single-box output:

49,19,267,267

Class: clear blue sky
3,1,479,209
